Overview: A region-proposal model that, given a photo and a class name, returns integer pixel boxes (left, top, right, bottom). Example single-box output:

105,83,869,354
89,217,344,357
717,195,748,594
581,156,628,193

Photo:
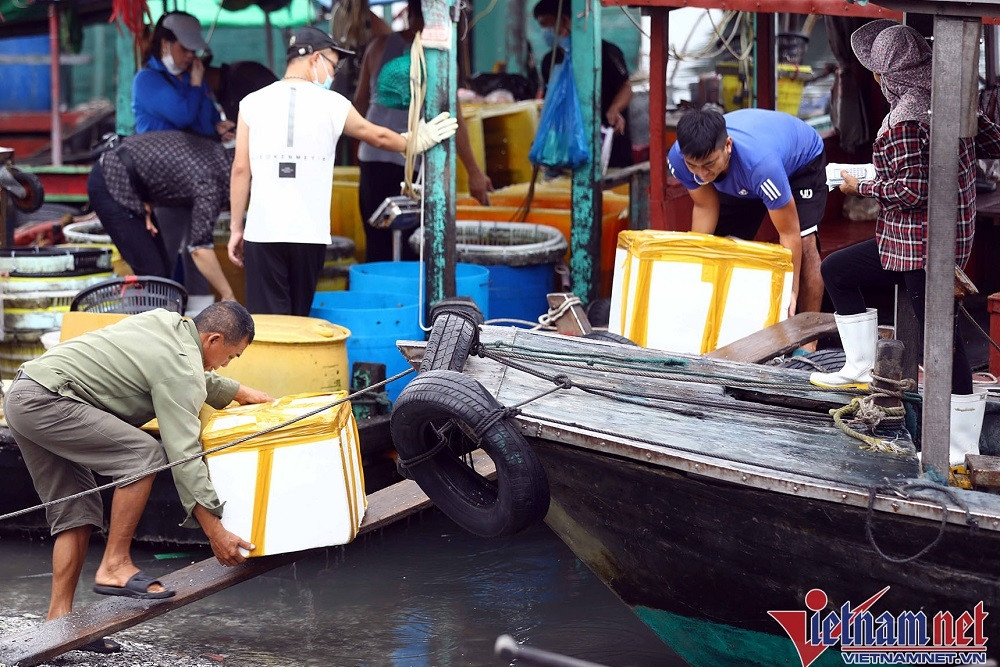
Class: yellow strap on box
617,231,792,353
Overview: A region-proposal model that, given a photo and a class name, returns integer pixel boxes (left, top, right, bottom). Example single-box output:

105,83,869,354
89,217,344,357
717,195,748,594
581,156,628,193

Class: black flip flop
93,570,175,599
78,637,122,654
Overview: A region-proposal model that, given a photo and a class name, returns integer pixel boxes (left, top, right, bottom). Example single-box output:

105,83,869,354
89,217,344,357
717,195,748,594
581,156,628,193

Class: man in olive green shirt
3,302,271,638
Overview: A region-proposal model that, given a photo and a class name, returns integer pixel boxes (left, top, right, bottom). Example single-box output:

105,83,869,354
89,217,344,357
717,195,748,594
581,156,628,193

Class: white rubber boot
809,308,878,389
949,389,987,466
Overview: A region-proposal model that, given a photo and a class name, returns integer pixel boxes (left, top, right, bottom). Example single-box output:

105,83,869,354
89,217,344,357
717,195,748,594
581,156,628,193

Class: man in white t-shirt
229,26,457,315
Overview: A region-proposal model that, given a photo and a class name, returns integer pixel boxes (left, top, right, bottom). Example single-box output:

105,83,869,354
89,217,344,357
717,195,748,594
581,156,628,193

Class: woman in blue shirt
133,11,233,141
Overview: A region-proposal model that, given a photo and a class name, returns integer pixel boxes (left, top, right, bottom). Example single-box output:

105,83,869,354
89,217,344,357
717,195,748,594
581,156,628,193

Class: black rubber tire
390,370,550,537
420,312,479,372
584,330,638,346
10,170,44,213
585,298,612,328
780,348,847,372
430,296,485,326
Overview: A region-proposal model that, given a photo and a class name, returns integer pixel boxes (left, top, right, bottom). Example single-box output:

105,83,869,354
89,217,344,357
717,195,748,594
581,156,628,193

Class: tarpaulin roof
0,0,318,38
148,0,317,29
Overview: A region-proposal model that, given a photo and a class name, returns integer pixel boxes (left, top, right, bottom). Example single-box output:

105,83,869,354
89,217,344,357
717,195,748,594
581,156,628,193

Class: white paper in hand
826,163,876,191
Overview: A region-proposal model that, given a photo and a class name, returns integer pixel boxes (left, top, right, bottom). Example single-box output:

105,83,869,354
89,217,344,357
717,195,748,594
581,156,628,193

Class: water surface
0,511,681,666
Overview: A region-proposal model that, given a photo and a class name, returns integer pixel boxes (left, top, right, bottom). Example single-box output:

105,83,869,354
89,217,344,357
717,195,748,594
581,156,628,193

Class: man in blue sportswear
667,108,827,318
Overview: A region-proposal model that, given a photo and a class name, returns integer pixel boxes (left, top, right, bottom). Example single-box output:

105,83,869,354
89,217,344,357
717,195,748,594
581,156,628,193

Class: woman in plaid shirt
811,21,1000,465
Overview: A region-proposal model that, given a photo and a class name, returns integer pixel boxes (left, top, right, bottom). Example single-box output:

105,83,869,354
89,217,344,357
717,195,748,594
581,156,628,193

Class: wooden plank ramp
705,311,837,363
0,453,496,667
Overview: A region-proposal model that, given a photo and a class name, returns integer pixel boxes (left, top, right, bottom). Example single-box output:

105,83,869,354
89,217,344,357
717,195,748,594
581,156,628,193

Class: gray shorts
3,372,167,536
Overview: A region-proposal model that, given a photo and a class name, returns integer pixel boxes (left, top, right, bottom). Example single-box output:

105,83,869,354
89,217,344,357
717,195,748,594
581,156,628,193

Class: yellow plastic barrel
216,315,350,399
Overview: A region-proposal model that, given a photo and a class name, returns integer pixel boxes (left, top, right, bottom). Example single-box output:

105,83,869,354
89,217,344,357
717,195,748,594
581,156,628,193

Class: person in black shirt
533,0,634,169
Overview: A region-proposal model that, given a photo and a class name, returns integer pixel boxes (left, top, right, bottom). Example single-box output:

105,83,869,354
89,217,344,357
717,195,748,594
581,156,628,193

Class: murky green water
0,510,681,666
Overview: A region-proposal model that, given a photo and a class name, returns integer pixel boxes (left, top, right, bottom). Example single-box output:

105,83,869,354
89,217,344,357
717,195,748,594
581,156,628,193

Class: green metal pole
569,0,601,305
421,0,458,324
114,20,136,136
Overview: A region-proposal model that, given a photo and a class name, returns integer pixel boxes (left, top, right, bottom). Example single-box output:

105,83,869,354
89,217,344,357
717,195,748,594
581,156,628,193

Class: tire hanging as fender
391,369,550,537
420,312,479,372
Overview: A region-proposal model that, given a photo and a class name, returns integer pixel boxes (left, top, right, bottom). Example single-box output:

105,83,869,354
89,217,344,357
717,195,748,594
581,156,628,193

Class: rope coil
829,374,916,455
402,31,427,200
537,296,582,328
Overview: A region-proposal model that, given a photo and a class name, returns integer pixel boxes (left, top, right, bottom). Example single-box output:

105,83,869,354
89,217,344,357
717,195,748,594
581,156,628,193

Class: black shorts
714,151,827,239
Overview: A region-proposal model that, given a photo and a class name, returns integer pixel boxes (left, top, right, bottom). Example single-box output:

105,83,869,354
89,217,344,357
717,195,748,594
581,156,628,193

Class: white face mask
312,57,333,90
161,49,184,75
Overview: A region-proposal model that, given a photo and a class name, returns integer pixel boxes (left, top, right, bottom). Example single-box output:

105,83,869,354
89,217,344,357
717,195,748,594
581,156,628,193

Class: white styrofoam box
610,231,793,354
201,393,366,557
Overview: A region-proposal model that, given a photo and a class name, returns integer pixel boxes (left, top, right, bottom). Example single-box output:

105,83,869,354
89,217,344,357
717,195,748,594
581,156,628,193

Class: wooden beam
755,13,776,111
894,285,922,385
0,454,496,667
705,312,837,364
569,0,603,304
921,16,980,477
646,8,669,230
421,0,458,321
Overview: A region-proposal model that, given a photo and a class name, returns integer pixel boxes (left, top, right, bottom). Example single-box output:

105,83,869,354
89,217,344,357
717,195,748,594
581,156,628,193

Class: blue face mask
557,35,571,50
541,27,555,48
313,57,334,90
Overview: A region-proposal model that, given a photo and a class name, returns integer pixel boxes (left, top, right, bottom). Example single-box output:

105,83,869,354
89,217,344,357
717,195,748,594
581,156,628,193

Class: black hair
532,0,567,21
407,0,424,30
143,11,196,64
676,108,728,159
194,301,256,345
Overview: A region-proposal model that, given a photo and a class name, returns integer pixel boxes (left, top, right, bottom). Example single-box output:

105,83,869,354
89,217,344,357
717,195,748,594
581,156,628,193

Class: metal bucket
409,221,567,323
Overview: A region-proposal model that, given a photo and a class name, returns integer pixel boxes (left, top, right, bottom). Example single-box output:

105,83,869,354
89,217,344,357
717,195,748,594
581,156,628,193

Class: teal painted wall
469,0,642,82
67,22,291,109
67,7,641,108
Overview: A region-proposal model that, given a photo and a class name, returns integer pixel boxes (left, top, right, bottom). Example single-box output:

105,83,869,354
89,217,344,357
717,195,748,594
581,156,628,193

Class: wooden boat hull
535,440,1000,664
397,325,1000,662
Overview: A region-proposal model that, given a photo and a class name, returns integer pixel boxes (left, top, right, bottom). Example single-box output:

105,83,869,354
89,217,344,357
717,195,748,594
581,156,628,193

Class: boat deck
403,325,1000,531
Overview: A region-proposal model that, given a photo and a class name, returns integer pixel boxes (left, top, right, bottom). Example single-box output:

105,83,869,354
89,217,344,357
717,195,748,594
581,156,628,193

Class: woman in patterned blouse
811,20,1000,466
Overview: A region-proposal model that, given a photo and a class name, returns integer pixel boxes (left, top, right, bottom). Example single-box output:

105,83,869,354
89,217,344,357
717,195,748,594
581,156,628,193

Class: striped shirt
857,114,1000,271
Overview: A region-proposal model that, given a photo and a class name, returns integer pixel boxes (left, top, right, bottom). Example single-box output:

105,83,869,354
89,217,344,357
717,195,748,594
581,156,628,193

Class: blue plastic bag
529,56,590,169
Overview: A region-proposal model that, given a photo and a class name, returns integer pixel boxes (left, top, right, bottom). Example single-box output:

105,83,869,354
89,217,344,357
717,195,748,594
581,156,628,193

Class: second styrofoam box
201,393,366,557
610,231,793,354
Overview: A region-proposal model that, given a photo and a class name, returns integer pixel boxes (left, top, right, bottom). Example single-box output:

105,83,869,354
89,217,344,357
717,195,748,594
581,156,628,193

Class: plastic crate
70,275,188,315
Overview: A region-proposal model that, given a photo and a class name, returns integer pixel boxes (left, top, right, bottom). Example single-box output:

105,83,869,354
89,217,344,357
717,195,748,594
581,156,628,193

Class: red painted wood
990,294,1000,376
0,138,49,157
648,9,669,230
756,13,775,111
600,0,900,16
34,169,91,196
0,111,86,133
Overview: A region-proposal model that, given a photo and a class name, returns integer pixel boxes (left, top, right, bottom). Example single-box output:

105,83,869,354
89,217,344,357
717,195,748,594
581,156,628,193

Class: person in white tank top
228,26,458,315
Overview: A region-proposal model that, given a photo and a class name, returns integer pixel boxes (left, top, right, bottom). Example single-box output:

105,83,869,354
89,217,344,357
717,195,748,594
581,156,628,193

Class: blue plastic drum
310,291,422,403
